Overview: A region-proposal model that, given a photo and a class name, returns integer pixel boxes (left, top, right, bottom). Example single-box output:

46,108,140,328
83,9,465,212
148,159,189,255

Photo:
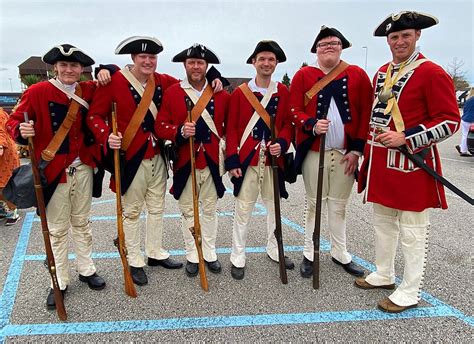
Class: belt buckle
68,167,76,176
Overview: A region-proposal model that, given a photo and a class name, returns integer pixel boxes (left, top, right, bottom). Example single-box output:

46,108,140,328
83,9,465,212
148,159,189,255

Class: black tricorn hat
115,36,163,55
42,44,95,66
172,43,220,64
246,40,287,64
374,11,438,37
310,26,351,53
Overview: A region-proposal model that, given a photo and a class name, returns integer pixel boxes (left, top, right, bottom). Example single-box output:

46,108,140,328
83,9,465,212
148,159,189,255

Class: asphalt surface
1,130,472,342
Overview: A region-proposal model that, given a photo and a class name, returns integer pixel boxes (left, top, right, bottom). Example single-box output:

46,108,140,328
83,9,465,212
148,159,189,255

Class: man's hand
182,121,196,138
19,120,35,138
376,130,406,148
97,69,112,87
211,78,223,93
108,132,122,149
340,152,359,176
269,142,281,156
229,168,242,178
313,119,330,135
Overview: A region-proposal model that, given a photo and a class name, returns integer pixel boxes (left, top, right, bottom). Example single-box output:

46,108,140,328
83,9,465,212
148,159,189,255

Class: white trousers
365,203,430,306
230,153,280,268
122,155,169,268
459,119,471,153
46,164,96,290
302,150,354,264
178,167,218,263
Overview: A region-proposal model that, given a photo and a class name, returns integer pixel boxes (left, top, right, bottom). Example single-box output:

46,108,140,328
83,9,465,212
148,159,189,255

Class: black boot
130,266,148,286
46,287,67,310
230,265,245,280
79,273,106,290
300,257,313,278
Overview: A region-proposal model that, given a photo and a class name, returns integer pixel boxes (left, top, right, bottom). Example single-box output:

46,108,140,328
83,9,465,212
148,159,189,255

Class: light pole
362,46,368,72
8,78,13,92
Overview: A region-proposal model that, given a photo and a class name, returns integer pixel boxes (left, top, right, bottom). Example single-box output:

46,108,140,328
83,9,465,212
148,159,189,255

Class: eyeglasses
317,41,342,49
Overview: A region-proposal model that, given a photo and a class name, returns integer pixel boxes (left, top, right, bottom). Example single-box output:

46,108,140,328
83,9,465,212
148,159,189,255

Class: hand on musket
111,103,137,298
186,98,209,292
312,105,329,290
24,112,67,320
270,114,288,284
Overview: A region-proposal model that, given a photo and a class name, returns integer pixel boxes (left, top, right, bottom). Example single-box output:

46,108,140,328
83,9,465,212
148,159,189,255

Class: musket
186,99,209,291
313,105,329,290
24,112,67,320
270,114,288,284
111,103,137,298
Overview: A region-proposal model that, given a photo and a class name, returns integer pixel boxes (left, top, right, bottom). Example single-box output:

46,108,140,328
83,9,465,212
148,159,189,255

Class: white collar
56,78,77,94
248,77,277,95
180,77,208,93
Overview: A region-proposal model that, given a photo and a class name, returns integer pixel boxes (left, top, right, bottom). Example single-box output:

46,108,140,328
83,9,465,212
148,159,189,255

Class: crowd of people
3,10,462,315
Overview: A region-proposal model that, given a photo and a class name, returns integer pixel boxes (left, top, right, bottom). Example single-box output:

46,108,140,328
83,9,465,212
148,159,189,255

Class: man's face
54,61,84,85
316,36,342,68
184,58,208,84
131,53,157,76
252,51,278,78
387,29,421,63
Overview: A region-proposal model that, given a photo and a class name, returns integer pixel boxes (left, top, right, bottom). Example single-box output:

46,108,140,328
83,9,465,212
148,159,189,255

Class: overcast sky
0,0,472,92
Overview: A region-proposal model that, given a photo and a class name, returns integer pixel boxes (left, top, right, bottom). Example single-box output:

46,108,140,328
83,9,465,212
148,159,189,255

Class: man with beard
156,44,230,278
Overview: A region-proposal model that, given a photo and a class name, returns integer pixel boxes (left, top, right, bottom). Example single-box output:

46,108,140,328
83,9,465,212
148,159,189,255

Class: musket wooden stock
270,115,288,284
24,112,67,320
312,105,329,290
111,103,137,298
186,99,209,292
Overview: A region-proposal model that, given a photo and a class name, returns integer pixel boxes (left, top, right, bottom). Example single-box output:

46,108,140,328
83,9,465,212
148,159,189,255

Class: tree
21,74,41,88
281,72,291,87
446,57,470,90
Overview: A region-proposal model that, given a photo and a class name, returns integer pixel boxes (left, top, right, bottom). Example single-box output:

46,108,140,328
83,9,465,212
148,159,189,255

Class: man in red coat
225,40,295,280
289,27,373,279
156,44,230,277
87,36,184,286
7,44,106,310
355,11,460,313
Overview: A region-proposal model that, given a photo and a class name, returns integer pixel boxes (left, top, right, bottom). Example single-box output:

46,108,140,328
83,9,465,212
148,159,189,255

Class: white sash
120,67,159,118
48,78,89,109
183,88,226,176
239,81,276,149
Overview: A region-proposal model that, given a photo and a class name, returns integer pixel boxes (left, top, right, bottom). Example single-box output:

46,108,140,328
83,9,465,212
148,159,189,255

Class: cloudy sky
0,0,472,92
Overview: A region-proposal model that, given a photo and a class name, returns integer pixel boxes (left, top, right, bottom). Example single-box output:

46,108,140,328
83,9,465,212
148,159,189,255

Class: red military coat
225,81,293,198
7,80,101,201
87,71,178,194
289,64,373,173
358,54,460,211
156,83,230,200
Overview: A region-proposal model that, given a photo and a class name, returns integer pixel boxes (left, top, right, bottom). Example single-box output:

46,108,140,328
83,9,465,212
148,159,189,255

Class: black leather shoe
46,287,67,310
185,261,199,277
148,257,183,269
331,257,364,277
267,254,295,270
79,273,106,290
230,265,245,280
205,260,222,274
300,257,313,278
130,266,148,286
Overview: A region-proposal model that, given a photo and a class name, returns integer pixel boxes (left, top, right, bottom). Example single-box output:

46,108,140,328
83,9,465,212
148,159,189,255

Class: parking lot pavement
1,131,472,342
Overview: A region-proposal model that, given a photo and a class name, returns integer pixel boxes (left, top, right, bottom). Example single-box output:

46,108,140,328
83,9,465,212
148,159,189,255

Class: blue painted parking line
0,305,464,337
1,206,472,342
